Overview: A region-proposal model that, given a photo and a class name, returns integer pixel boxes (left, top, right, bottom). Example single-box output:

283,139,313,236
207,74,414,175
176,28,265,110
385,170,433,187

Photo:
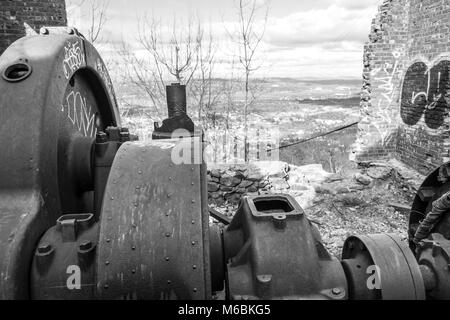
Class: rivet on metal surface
131,269,136,274
192,265,197,269
167,280,171,285
111,196,114,200
191,241,196,246
191,220,195,224
165,232,171,237
191,200,196,204
104,284,109,289
40,27,49,35
193,288,198,293
106,238,111,243
165,257,170,261
131,246,136,250
105,261,110,265
138,170,143,174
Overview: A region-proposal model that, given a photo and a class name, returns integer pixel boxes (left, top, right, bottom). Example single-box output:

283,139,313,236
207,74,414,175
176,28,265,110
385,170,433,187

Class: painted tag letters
400,60,450,129
63,40,85,79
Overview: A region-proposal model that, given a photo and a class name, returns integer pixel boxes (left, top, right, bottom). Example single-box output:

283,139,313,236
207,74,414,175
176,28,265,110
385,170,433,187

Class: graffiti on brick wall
368,49,405,145
400,60,450,130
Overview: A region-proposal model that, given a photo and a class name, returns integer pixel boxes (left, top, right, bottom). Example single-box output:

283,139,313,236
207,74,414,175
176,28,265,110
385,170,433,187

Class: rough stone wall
207,164,270,206
0,0,67,54
354,0,450,174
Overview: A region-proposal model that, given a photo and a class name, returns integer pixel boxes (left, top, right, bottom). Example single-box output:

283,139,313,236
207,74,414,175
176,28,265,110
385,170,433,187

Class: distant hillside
296,95,360,107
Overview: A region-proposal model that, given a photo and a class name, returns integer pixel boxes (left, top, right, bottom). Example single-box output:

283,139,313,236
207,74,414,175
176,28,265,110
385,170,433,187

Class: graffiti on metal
62,90,97,137
63,40,85,79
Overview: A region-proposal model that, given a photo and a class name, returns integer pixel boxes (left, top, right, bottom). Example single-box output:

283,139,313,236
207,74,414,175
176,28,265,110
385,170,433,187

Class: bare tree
66,0,109,44
117,39,165,118
137,15,201,85
86,0,109,43
234,0,269,161
189,26,224,128
119,15,222,124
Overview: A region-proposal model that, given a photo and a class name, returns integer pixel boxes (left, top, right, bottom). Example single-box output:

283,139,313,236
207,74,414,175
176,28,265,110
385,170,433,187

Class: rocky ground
210,159,426,257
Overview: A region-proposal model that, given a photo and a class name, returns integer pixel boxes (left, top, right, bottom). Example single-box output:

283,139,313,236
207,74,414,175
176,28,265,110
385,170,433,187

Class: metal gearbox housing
223,195,347,300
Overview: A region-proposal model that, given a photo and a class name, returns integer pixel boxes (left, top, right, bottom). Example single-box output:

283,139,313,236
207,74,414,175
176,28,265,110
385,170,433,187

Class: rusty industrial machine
0,28,449,300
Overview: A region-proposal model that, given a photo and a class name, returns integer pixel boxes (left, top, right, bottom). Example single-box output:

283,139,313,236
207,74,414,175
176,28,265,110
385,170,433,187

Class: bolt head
332,288,341,295
96,131,108,143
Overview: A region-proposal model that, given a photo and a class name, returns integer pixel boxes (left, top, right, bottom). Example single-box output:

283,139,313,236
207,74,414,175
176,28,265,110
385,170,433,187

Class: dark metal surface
342,234,425,300
30,214,99,300
409,162,450,250
166,83,187,117
209,207,232,225
0,32,119,299
153,84,195,139
96,138,211,299
94,127,137,216
416,233,450,299
224,194,347,300
209,224,225,293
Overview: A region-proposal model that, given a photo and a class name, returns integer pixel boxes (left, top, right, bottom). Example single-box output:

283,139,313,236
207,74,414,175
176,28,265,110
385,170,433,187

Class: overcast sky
67,0,381,79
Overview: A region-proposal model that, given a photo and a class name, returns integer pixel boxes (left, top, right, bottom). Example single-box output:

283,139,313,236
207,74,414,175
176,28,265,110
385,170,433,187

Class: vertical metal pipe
166,83,187,117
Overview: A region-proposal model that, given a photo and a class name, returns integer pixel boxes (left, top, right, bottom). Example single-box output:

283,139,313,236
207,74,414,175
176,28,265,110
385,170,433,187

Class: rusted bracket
209,207,232,225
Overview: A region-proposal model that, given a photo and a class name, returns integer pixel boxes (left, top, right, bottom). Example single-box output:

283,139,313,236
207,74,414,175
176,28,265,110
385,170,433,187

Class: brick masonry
353,0,450,174
0,0,67,55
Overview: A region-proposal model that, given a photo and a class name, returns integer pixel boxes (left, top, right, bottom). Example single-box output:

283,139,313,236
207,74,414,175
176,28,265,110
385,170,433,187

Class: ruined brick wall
354,0,450,174
0,0,67,55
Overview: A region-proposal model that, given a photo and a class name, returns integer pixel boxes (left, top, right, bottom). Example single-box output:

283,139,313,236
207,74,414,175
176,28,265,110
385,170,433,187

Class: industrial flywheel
1,27,450,300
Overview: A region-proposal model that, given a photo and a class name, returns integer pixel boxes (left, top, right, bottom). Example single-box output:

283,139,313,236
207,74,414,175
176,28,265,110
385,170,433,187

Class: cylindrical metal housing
166,83,187,117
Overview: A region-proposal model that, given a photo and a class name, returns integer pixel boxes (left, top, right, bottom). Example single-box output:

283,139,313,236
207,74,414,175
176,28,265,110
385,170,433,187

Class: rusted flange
342,234,425,300
0,30,120,299
96,138,211,299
